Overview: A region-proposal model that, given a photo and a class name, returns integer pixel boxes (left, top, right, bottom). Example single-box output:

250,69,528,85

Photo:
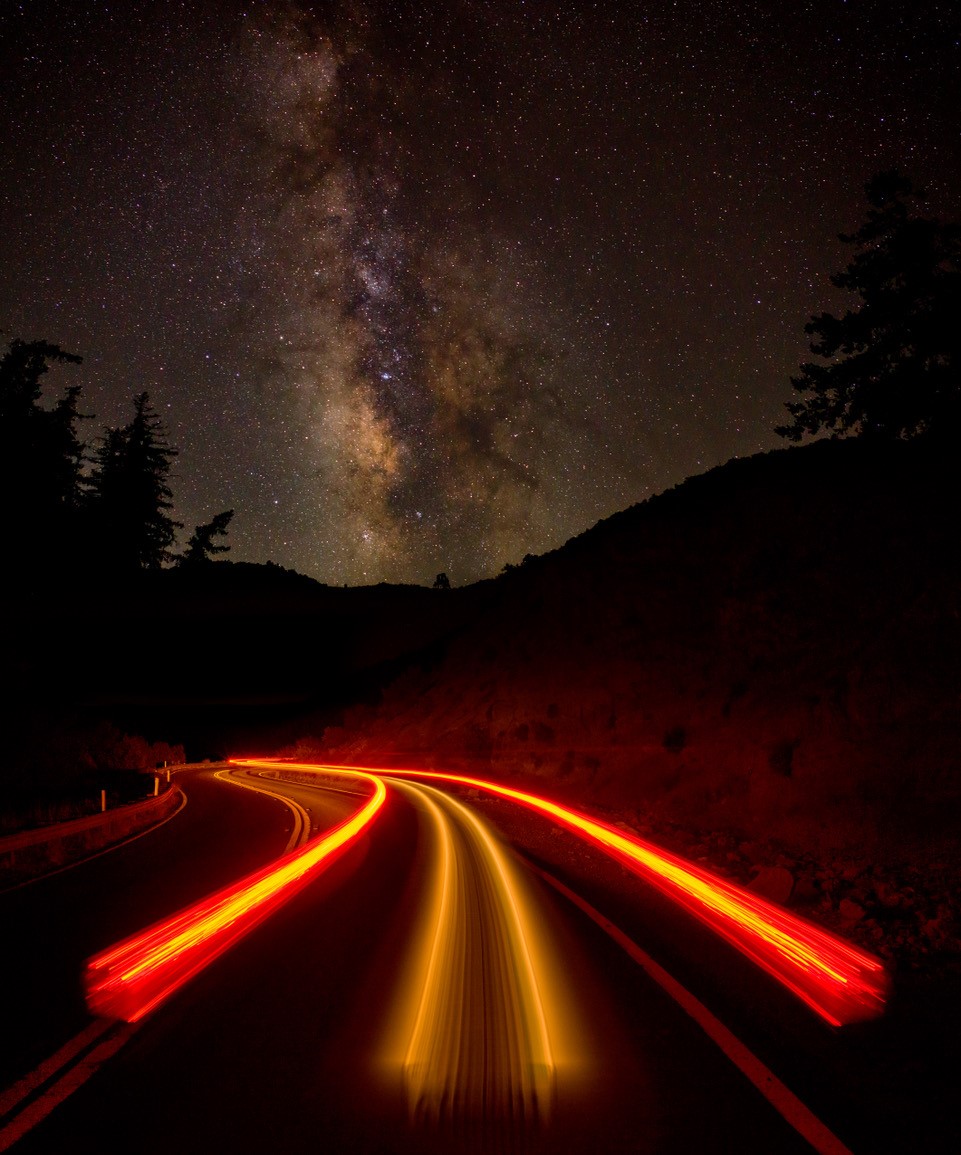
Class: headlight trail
385,780,558,1125
84,766,386,1023
286,762,888,1028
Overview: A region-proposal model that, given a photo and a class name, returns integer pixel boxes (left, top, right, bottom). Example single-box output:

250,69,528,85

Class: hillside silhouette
309,437,959,870
5,558,497,771
10,436,958,864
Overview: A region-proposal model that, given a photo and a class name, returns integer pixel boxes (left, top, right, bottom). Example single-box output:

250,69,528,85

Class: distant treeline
0,339,232,581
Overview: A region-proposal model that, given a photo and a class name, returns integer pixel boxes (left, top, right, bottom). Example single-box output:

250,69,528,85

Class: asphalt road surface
0,765,955,1153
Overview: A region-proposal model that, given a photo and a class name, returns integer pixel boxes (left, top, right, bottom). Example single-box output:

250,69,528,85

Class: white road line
0,771,315,1147
533,864,856,1155
0,1022,140,1152
214,769,310,852
0,769,319,1149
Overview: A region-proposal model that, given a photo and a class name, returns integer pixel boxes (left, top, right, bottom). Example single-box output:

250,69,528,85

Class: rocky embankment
607,813,959,971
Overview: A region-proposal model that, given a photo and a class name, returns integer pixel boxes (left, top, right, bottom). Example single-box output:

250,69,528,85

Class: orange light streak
297,763,888,1027
84,765,385,1023
386,781,557,1122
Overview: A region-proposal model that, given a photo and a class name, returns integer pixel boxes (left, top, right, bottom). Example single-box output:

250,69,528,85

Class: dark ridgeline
1,169,958,824
283,173,961,931
778,170,961,442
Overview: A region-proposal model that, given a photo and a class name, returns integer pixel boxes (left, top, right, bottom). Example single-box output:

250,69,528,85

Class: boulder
747,865,794,905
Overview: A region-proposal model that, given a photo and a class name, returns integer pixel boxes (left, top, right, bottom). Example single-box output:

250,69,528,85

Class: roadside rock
791,869,820,904
839,898,866,922
747,865,794,905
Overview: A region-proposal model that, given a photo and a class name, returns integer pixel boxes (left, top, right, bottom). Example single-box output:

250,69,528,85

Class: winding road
0,762,954,1153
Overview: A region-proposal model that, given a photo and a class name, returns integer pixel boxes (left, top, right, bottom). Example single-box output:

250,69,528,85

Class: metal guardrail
0,787,184,879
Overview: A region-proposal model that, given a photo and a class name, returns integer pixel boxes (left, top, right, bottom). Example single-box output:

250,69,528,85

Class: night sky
2,1,958,585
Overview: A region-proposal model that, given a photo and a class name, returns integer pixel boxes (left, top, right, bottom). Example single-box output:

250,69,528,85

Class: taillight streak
293,762,888,1027
84,767,385,1023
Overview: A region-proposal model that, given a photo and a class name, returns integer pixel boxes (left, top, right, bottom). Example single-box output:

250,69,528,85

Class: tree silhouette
0,339,85,572
3,337,243,580
777,171,961,441
180,509,234,566
432,571,451,589
91,392,180,571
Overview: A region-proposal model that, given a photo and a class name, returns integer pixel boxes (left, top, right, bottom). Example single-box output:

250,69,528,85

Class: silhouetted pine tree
179,509,234,566
778,171,961,441
0,339,85,573
91,392,181,571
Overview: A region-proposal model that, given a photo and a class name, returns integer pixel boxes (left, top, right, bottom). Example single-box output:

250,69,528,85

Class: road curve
3,766,832,1154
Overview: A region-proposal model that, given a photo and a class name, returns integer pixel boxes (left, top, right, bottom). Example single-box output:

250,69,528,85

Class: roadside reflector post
154,776,160,796
166,769,171,784
100,789,107,812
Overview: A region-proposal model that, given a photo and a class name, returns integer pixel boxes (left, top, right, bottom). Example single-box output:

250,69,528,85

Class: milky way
233,4,578,582
1,0,957,584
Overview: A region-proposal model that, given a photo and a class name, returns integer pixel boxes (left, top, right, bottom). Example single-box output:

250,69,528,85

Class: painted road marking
214,768,311,851
0,1021,140,1152
0,771,350,1146
533,864,856,1155
0,1019,112,1119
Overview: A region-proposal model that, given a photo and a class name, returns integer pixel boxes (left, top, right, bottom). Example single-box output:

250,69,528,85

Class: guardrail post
100,789,107,812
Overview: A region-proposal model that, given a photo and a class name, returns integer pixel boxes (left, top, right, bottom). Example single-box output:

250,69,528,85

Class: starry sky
1,1,958,585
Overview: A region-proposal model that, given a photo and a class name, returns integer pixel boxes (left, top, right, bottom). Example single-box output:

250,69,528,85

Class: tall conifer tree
778,172,961,441
91,392,180,570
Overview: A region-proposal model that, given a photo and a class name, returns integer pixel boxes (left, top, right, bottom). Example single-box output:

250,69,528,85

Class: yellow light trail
385,780,557,1124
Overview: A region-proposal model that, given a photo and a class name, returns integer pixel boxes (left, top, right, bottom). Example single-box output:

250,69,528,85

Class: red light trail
84,767,385,1023
256,762,887,1028
85,759,887,1031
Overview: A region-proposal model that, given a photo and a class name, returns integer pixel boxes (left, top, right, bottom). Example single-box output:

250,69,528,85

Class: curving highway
0,761,954,1154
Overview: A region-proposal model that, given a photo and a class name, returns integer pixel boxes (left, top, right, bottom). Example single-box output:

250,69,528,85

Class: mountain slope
316,438,960,862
